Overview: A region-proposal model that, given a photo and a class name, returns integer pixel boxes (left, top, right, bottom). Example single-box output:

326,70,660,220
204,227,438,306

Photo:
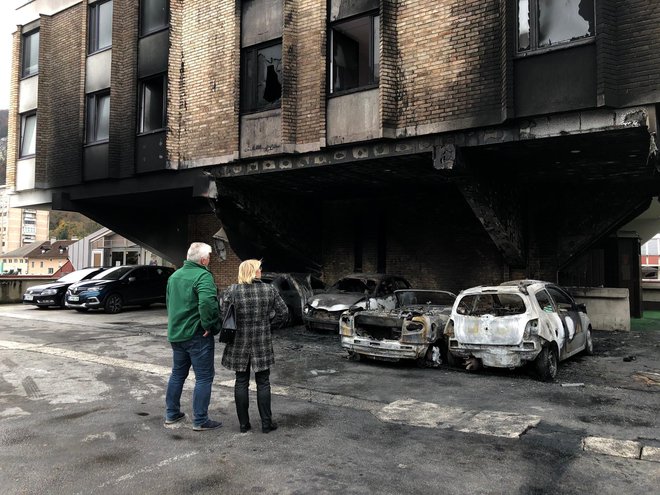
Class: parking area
0,304,659,494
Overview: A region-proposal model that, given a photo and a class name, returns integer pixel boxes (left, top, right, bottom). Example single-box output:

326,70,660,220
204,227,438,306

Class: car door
122,267,151,304
546,286,584,356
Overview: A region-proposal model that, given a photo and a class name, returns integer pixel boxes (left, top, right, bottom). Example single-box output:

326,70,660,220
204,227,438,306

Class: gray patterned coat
220,280,288,372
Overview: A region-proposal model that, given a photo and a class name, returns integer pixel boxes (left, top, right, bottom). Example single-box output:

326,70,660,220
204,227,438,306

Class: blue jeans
165,333,215,426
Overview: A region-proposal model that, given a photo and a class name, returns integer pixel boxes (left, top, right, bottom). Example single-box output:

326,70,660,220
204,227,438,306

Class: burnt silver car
340,289,456,366
303,273,411,331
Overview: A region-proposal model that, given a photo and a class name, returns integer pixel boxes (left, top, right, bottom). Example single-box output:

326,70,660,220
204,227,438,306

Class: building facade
5,0,660,298
0,185,50,254
1,239,74,275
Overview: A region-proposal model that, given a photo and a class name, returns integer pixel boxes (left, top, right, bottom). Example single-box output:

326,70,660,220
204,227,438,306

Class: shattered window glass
518,0,594,52
456,293,527,317
331,14,379,93
242,42,282,112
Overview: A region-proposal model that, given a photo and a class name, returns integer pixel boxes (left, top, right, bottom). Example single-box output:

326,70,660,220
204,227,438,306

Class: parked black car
22,267,107,309
65,265,174,314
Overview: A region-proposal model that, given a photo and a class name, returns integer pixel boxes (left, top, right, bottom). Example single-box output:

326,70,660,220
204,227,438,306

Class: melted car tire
535,345,558,382
584,327,594,356
104,294,123,314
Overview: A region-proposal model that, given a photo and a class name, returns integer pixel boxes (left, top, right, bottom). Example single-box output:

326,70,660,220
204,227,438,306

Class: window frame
516,0,595,56
85,90,111,144
19,112,37,158
329,10,380,96
21,29,39,78
138,73,167,134
139,0,169,37
88,0,113,55
240,38,283,114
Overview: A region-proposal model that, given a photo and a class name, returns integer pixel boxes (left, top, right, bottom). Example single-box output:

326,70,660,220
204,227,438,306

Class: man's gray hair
187,242,212,263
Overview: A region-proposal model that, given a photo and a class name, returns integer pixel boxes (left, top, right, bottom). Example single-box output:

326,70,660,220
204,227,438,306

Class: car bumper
447,339,541,368
341,336,428,360
302,315,341,331
65,296,103,309
23,295,62,307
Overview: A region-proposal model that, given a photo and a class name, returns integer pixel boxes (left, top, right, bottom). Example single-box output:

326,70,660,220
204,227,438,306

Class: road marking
582,436,642,459
1,339,541,439
376,399,541,438
82,431,117,443
641,446,660,462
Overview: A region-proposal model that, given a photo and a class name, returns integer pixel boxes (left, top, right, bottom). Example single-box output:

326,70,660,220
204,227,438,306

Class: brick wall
109,0,139,178
321,188,504,293
392,0,504,133
187,213,242,289
38,5,86,188
6,32,20,190
615,0,660,106
168,0,240,167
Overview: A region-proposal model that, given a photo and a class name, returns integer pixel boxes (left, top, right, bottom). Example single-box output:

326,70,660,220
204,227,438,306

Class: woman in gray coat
221,259,288,433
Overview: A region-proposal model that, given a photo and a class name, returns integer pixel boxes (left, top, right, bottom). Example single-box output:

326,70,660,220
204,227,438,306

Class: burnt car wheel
584,327,594,356
535,345,558,381
104,294,123,314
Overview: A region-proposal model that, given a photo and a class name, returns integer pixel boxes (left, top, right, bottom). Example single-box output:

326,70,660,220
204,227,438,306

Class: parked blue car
65,265,174,314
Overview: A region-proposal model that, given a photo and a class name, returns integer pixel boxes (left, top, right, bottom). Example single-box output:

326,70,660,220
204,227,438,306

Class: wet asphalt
0,304,658,494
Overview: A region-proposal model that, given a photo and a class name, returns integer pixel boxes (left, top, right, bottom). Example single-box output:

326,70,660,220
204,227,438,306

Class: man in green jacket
165,242,222,431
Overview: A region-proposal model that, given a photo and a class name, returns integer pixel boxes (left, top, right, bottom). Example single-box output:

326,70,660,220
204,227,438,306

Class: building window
518,0,594,53
140,0,168,36
86,91,110,143
138,74,166,133
89,0,113,54
48,267,54,274
241,41,282,113
20,113,37,157
40,261,44,268
330,13,379,94
21,29,39,78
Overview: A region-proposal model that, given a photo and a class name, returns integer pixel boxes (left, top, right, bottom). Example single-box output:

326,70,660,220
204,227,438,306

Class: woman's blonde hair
238,259,262,284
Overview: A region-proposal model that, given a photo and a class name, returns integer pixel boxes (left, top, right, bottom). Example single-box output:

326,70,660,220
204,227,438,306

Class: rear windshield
456,293,527,316
396,290,455,307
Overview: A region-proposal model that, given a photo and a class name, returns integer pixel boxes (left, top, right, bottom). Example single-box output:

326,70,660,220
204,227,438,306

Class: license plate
68,295,79,302
24,295,33,301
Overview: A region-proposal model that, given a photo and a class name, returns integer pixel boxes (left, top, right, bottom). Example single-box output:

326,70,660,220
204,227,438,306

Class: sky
0,1,21,110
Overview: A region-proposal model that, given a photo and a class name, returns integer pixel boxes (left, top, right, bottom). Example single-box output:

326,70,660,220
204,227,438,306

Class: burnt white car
340,289,456,366
303,273,411,331
445,280,593,381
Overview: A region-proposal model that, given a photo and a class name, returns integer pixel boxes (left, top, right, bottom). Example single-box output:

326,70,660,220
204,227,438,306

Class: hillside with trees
50,211,102,240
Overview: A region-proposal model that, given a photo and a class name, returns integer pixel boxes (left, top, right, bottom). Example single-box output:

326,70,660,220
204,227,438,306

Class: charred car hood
308,292,366,311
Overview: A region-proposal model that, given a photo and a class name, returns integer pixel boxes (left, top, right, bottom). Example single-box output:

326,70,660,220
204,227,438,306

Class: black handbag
218,288,237,344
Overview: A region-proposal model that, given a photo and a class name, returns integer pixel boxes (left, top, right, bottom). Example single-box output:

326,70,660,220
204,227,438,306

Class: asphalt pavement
0,303,658,494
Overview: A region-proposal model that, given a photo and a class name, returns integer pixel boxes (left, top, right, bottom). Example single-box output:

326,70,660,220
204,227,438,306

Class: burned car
340,289,456,366
260,272,326,325
445,280,593,381
303,273,411,331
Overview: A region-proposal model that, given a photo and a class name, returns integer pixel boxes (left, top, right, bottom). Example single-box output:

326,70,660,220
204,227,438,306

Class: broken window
242,42,283,112
138,74,166,133
330,13,380,93
518,0,594,53
456,293,527,317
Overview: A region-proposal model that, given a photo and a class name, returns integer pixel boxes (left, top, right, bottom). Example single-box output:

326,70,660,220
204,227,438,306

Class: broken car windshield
396,290,455,307
456,293,527,317
333,278,377,294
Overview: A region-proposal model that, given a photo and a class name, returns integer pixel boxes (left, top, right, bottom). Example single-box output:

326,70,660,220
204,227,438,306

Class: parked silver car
445,280,593,380
303,273,411,331
340,289,456,366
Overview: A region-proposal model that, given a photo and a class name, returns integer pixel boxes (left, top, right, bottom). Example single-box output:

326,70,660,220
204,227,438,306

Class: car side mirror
576,303,587,313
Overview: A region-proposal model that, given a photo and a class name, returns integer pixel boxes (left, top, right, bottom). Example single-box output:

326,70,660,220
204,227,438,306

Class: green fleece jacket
166,260,220,342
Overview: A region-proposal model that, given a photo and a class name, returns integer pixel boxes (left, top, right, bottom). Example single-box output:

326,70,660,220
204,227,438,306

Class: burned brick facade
6,0,660,302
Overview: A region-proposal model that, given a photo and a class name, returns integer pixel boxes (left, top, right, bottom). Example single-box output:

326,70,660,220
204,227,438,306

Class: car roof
460,281,549,296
